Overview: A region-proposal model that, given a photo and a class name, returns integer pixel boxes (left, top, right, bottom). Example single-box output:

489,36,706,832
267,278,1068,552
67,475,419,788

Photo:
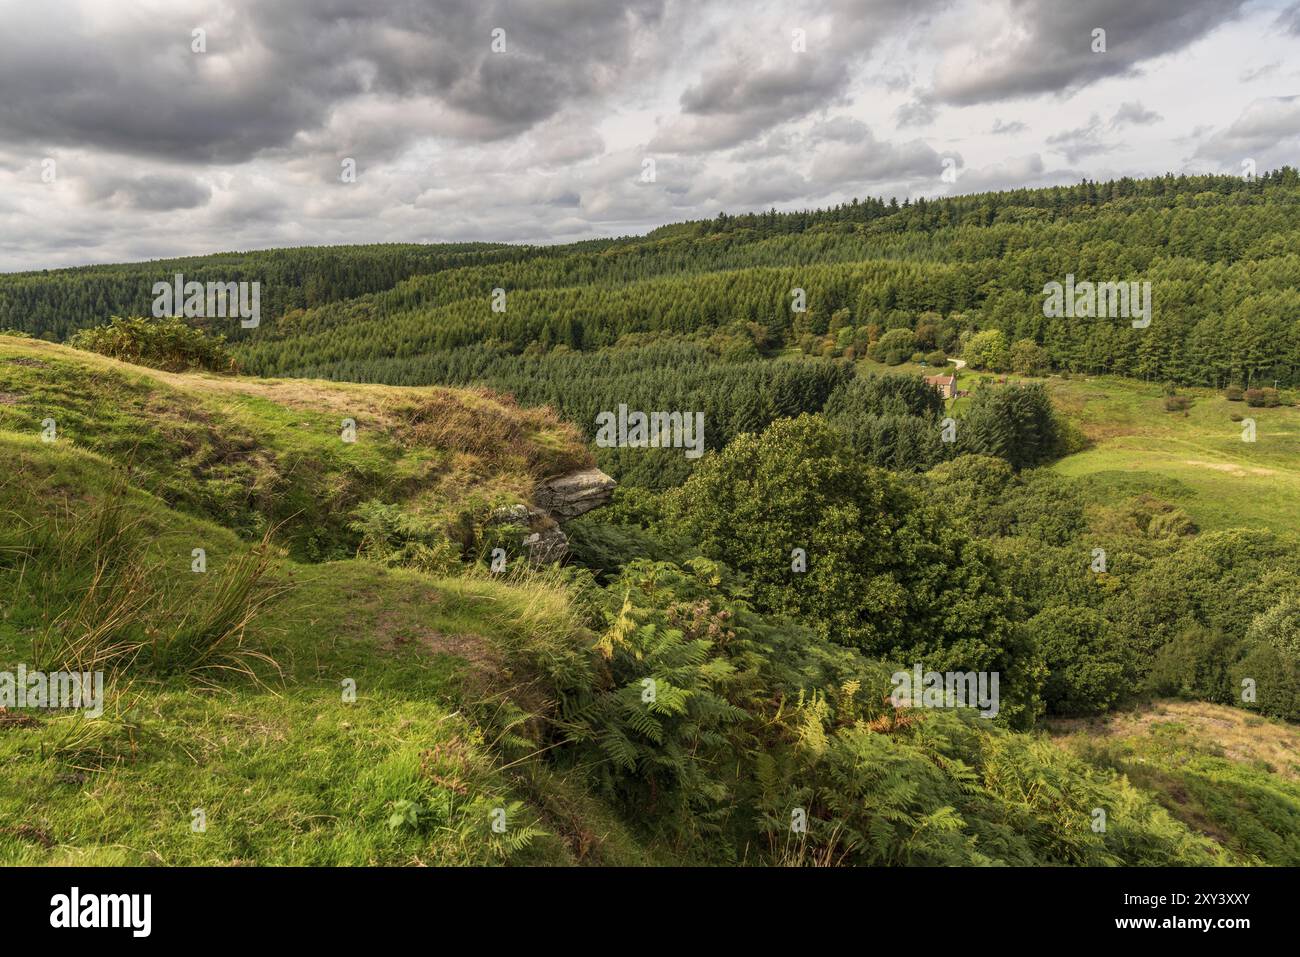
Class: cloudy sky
2,0,1299,271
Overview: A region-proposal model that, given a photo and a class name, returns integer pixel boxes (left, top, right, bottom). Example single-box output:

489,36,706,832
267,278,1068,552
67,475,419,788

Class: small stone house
924,373,957,400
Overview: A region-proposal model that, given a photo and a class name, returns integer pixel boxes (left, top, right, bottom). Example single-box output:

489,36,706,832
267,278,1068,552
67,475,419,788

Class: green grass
5,340,1298,867
1044,376,1300,533
0,337,591,561
0,342,647,865
0,434,648,865
847,361,1300,530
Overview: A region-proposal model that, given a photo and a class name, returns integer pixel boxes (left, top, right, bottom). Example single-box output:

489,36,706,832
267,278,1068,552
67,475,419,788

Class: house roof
924,374,956,386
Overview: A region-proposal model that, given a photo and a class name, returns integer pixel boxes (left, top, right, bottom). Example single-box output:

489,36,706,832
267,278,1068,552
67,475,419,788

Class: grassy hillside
6,343,1288,867
924,362,1300,534
1046,376,1300,534
0,342,636,865
0,336,590,562
1053,701,1300,865
0,446,647,865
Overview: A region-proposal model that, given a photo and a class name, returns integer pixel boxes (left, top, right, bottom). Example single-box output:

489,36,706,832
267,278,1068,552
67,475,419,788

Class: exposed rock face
523,526,569,564
489,467,616,565
532,468,616,522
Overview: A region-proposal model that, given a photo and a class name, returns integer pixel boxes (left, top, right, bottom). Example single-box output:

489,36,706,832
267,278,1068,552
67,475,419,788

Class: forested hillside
10,170,1299,487
237,167,1300,392
6,169,1300,388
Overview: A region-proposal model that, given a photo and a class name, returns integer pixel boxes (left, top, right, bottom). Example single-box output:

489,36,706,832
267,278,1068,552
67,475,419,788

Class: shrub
1010,338,1050,376
1145,625,1242,704
69,315,235,373
1245,592,1300,658
1147,508,1198,539
1029,606,1130,715
965,330,1010,371
1234,643,1300,722
866,328,916,365
665,415,1042,726
1245,387,1281,408
1225,385,1244,401
1164,395,1191,412
347,499,463,574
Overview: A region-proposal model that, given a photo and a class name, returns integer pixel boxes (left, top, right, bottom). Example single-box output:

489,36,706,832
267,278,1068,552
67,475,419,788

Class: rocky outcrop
490,467,616,565
532,468,616,521
522,526,569,564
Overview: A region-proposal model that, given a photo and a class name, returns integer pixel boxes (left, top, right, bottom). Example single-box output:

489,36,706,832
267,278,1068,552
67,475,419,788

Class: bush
867,328,916,365
69,315,235,373
1246,592,1300,658
1146,508,1198,539
1245,387,1281,408
924,350,948,366
965,330,1010,371
347,499,463,574
1010,338,1050,376
1234,643,1300,722
1145,625,1242,704
1164,395,1191,412
1225,385,1244,401
1232,593,1300,721
1029,606,1130,715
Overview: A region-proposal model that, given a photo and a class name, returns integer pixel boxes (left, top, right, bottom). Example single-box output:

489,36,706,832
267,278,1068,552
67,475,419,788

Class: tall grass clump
15,475,282,680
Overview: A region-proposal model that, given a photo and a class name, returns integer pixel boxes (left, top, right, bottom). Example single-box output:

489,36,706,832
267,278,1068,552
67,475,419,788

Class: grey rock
524,526,569,564
532,468,616,521
489,504,532,528
484,467,615,566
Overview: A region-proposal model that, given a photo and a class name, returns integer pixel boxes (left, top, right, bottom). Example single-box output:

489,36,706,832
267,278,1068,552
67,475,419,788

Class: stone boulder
486,468,615,565
532,468,616,522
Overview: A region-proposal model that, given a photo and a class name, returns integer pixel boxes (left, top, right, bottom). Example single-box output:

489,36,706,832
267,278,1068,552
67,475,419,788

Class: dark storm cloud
934,0,1249,105
79,172,213,211
0,0,664,164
